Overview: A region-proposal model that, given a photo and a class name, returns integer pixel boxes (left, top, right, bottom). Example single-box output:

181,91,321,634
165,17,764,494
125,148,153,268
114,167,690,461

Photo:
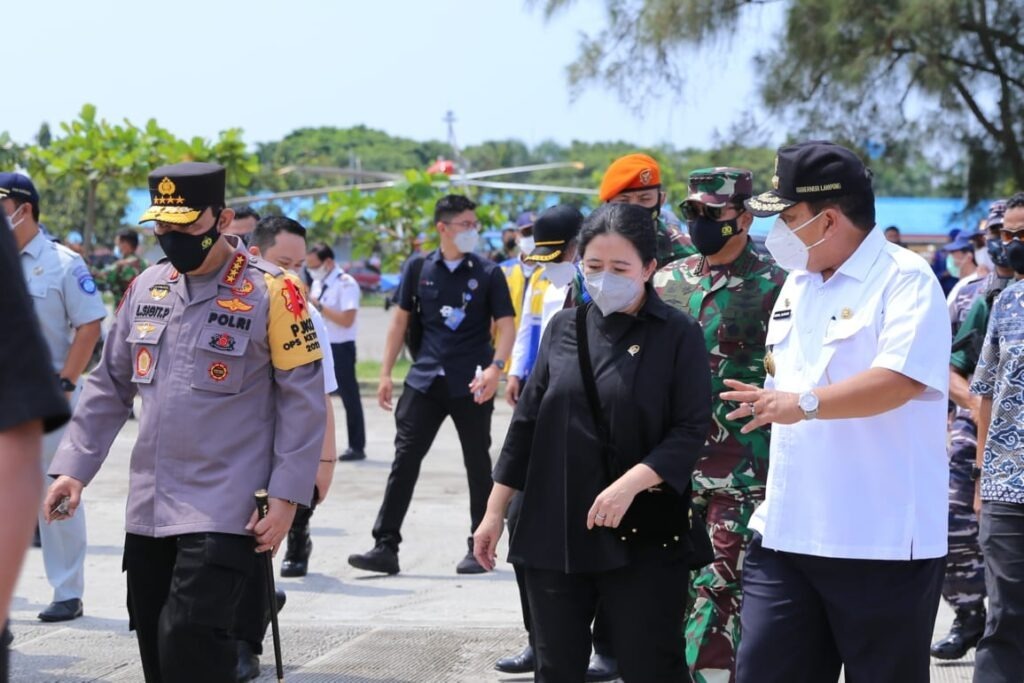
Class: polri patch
216,297,254,313
209,332,237,352
208,361,229,382
135,347,153,380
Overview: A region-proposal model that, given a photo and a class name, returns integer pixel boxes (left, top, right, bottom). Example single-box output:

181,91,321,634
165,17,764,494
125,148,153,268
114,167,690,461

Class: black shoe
235,641,260,682
38,598,83,622
456,536,486,575
495,644,535,673
931,609,986,660
275,588,287,613
348,544,400,574
586,653,619,682
2,623,12,648
32,525,41,548
281,532,312,578
338,449,366,462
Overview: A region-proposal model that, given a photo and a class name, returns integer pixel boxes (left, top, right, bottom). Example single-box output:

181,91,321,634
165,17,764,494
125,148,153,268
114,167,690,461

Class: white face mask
765,211,827,271
975,245,994,271
309,265,328,281
6,205,23,231
453,228,480,254
519,236,536,255
544,260,577,288
584,270,643,316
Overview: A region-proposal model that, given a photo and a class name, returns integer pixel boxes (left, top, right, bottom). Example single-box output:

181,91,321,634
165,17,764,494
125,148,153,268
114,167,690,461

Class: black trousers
736,533,944,683
234,490,318,654
974,501,1024,682
372,377,494,547
331,342,366,451
508,493,614,657
523,545,690,683
123,532,255,683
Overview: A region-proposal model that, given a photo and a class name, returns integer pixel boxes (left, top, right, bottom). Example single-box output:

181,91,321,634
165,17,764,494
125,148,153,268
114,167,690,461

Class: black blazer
493,290,712,573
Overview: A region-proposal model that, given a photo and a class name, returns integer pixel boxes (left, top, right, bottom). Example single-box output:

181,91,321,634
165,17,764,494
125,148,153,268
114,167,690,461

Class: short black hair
578,203,657,265
116,229,139,249
884,225,900,234
233,206,261,222
434,194,477,224
808,193,876,232
251,216,307,253
307,242,335,262
1005,192,1024,212
11,196,39,222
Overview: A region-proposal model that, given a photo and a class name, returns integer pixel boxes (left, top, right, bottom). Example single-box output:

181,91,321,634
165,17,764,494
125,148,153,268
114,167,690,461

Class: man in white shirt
306,244,366,462
721,141,950,683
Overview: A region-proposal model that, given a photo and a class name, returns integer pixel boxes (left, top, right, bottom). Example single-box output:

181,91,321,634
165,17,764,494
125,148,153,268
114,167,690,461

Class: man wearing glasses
654,168,785,683
348,194,516,576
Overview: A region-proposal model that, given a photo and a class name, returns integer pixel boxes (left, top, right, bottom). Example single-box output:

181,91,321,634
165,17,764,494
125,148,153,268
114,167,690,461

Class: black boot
930,608,986,660
456,536,486,574
348,543,400,575
281,511,313,577
235,641,260,682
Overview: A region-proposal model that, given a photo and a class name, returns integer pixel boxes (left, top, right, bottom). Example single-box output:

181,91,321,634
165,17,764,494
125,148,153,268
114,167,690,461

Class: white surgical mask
519,236,536,255
113,245,122,259
765,211,827,271
453,228,480,254
544,260,577,288
6,205,23,231
309,265,328,281
975,245,994,272
584,270,643,316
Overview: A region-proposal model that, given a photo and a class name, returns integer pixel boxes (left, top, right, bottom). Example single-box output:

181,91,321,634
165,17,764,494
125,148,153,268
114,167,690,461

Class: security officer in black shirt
348,195,516,575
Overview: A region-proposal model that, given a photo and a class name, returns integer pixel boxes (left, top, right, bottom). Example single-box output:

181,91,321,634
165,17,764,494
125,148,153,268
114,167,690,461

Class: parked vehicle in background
343,260,382,293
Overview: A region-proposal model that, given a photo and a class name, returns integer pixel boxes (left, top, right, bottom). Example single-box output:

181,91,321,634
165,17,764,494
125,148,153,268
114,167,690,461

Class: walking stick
255,489,285,682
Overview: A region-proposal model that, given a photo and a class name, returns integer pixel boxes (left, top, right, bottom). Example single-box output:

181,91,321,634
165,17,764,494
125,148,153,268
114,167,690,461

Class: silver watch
798,391,819,420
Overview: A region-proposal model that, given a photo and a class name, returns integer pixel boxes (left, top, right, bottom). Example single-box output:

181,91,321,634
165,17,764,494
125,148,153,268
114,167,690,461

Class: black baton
255,489,285,682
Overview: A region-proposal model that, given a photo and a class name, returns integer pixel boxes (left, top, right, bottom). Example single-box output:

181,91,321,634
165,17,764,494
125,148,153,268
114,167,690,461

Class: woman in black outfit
474,203,713,682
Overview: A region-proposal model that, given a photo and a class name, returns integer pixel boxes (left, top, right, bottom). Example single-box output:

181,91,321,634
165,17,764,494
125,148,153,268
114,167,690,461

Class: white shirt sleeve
508,280,535,379
870,268,950,398
338,276,360,312
308,306,338,394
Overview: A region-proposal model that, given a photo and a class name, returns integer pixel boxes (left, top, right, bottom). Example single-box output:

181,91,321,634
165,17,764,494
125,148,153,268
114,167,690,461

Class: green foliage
538,0,1024,202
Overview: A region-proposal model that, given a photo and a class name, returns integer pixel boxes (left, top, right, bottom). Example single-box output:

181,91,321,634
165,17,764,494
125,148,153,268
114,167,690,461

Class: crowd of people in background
2,139,1024,683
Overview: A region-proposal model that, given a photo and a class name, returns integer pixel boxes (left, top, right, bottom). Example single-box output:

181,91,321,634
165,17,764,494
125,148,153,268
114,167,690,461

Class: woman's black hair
578,203,658,265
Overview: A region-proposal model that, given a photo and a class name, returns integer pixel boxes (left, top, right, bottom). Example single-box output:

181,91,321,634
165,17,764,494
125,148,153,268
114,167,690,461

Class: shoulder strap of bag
409,256,425,310
575,303,613,448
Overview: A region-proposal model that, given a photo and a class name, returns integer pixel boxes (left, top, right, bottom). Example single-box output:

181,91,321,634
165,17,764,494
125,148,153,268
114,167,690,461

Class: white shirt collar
832,226,885,283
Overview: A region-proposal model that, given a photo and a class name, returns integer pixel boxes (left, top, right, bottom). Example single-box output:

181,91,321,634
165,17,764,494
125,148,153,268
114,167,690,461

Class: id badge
445,307,466,330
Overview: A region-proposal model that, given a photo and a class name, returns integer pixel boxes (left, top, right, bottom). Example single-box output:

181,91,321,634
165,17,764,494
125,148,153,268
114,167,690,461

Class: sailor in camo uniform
45,163,326,682
653,168,785,683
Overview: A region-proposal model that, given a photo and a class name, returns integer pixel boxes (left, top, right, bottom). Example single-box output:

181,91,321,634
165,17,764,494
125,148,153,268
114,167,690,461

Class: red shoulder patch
282,278,307,321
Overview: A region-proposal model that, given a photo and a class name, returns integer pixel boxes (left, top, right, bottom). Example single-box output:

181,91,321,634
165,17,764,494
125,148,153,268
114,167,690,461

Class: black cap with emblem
525,204,584,263
746,141,873,217
139,162,226,226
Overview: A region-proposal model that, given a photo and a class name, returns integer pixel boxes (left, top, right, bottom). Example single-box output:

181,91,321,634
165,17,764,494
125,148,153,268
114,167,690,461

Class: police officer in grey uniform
3,172,105,623
44,163,326,682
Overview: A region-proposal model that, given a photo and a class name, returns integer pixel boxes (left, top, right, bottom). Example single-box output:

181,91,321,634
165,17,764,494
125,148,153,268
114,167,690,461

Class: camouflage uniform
98,254,147,302
653,168,785,683
940,272,1009,621
656,216,696,268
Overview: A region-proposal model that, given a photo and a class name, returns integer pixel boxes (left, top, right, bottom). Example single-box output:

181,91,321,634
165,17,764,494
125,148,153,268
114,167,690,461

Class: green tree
536,0,1023,202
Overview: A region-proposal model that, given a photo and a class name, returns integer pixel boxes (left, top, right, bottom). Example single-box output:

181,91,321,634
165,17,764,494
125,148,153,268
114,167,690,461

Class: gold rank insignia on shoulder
628,344,640,357
764,349,776,377
841,307,853,319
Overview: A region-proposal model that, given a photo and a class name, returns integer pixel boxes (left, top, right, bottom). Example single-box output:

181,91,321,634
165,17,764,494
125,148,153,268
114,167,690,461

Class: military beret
599,153,662,202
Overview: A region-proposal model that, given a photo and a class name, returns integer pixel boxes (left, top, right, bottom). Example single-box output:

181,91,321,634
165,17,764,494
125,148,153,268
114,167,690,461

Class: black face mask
157,213,221,273
690,216,741,256
988,237,1010,269
1005,239,1024,274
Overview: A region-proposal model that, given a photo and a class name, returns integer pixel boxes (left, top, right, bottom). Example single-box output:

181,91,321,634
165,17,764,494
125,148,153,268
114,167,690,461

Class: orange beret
598,153,662,201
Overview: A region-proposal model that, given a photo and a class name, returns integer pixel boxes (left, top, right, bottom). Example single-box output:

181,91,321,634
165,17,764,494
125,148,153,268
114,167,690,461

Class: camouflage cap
986,200,1007,230
685,167,753,207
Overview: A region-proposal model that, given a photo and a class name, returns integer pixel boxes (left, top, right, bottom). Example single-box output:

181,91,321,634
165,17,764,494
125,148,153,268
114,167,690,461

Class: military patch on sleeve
265,272,323,371
73,264,98,295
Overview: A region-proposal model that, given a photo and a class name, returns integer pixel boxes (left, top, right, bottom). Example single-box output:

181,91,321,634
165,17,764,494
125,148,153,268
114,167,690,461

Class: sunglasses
679,201,745,222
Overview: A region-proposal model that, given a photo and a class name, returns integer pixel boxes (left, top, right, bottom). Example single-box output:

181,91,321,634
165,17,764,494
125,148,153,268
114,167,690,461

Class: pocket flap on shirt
764,319,792,346
200,325,250,357
126,321,168,345
824,315,870,344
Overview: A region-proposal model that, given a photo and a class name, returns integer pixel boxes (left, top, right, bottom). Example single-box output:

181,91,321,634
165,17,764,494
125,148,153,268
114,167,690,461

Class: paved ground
9,305,978,681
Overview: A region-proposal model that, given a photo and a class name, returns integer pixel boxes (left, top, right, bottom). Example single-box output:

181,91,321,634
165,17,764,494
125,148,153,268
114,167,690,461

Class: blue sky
4,0,784,150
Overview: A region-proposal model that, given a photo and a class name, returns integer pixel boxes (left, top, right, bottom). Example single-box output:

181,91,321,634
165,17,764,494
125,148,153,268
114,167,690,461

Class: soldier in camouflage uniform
653,168,785,683
97,229,147,302
931,200,1010,660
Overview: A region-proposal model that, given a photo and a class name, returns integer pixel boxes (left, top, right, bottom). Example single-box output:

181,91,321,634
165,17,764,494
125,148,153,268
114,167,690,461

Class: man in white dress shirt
721,141,950,683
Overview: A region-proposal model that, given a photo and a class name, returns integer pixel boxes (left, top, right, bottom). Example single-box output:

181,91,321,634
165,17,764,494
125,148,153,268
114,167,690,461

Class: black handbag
403,257,426,360
574,304,714,569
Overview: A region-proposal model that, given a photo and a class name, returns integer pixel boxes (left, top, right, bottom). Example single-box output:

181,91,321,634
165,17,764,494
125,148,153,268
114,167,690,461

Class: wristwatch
798,390,819,420
970,464,983,481
58,377,76,392
491,359,506,371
